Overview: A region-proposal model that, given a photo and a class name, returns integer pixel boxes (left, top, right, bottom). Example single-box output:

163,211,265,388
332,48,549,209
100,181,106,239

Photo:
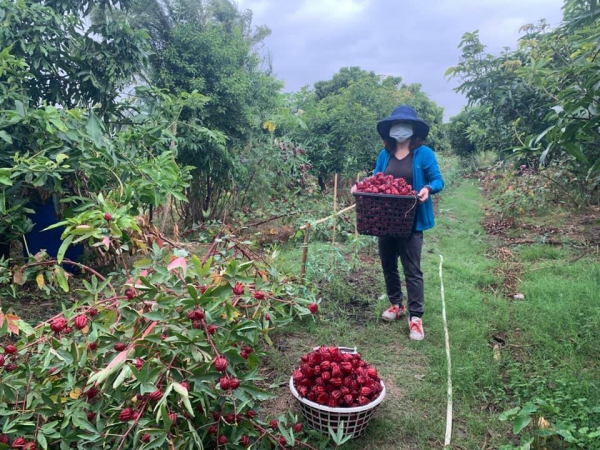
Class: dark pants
378,232,424,318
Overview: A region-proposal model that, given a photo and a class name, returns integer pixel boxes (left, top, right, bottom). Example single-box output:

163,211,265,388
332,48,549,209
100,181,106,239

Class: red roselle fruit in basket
355,173,417,196
292,346,383,408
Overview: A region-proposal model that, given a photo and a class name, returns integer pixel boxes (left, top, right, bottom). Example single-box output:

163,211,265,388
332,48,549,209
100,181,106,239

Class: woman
355,105,444,340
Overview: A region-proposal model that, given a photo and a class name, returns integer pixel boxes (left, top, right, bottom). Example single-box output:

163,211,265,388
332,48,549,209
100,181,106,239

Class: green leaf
55,268,69,293
513,415,532,434
56,234,75,263
36,432,48,450
143,311,167,321
0,130,12,144
0,168,12,186
113,365,132,389
86,112,104,146
15,100,26,118
499,407,521,421
15,320,35,336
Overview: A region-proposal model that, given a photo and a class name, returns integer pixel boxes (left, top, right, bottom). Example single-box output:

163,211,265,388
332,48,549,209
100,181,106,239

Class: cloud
292,0,370,23
238,0,565,120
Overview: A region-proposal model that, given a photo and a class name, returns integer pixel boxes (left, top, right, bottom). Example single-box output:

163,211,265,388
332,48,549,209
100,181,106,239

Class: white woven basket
289,347,386,438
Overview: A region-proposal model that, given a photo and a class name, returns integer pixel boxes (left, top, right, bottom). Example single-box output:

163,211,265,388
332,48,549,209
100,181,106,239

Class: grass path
267,179,600,449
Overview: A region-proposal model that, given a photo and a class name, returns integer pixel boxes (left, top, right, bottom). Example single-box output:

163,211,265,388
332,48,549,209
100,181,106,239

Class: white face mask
389,123,413,143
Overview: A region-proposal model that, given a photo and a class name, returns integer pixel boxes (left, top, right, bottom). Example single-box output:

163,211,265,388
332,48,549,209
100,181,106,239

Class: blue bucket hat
377,105,430,140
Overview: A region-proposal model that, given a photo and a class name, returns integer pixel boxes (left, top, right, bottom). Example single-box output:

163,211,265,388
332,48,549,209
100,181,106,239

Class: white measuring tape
439,255,453,447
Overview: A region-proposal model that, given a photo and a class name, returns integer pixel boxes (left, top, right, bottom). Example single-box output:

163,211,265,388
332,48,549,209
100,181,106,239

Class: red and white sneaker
409,317,425,341
381,304,406,322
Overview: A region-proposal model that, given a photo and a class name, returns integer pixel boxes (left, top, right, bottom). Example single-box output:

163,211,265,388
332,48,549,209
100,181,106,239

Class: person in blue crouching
353,105,444,340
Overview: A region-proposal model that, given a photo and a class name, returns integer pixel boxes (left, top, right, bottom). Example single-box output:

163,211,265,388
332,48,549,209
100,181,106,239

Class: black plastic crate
353,192,418,237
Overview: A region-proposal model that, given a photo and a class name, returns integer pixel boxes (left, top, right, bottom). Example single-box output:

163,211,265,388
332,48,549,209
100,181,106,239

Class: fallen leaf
69,387,82,400
493,344,501,361
12,268,24,285
36,273,45,289
538,417,551,429
0,312,21,335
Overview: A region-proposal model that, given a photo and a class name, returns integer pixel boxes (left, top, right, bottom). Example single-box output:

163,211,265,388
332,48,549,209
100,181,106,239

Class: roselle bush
0,241,321,449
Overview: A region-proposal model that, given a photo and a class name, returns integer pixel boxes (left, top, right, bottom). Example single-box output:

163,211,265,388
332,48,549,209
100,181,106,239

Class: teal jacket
373,146,444,231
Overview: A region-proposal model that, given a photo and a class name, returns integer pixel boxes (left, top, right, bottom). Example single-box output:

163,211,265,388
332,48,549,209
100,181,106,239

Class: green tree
287,67,448,184
0,0,149,117
130,0,282,223
447,1,600,200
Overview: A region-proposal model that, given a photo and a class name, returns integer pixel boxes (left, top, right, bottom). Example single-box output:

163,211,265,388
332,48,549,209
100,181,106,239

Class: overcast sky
236,0,564,121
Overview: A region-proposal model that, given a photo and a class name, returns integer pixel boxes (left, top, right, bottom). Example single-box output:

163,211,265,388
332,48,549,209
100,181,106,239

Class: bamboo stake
331,174,338,266
299,205,356,230
300,225,311,283
354,174,359,241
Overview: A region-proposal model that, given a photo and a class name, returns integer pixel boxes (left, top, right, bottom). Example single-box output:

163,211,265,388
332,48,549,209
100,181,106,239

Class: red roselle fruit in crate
355,173,417,196
292,347,383,407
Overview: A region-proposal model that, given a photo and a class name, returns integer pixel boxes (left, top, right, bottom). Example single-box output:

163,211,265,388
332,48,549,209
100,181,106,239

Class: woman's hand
417,187,430,202
351,184,357,194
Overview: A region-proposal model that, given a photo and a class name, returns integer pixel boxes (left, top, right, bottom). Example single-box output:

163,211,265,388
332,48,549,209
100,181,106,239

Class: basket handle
312,346,358,354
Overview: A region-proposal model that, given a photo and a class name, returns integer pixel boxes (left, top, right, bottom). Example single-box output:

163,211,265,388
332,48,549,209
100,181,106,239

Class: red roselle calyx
308,303,319,314
219,377,231,390
118,407,134,421
233,282,244,295
229,377,240,390
104,213,112,221
141,434,151,443
149,389,162,401
74,315,88,330
214,356,228,372
50,317,68,333
11,437,26,447
85,387,99,400
0,355,5,366
253,290,265,300
113,342,126,352
125,288,136,300
187,308,205,320
4,344,17,354
207,325,218,335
